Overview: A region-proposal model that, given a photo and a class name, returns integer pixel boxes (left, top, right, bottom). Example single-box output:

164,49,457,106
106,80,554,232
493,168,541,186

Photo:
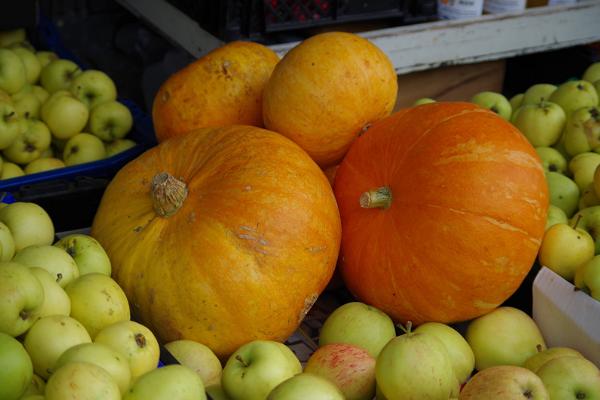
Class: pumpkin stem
360,186,392,209
151,172,188,217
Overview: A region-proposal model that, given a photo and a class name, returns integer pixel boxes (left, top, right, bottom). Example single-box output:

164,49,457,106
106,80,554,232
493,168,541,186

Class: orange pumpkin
263,32,397,168
334,102,548,325
91,125,341,358
152,41,279,142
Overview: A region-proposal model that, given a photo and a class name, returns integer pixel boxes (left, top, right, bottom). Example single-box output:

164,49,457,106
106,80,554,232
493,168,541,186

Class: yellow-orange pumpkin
152,41,279,142
334,102,548,325
263,32,397,168
91,125,341,358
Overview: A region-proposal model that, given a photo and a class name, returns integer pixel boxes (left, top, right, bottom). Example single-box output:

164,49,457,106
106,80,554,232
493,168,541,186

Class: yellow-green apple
470,91,512,120
375,384,388,400
54,342,132,394
0,162,24,179
12,48,41,85
2,119,51,165
575,254,600,301
511,101,566,147
318,302,396,358
267,373,345,400
0,48,26,94
44,361,120,400
458,365,549,400
538,220,595,280
35,51,58,69
94,320,160,381
0,221,15,261
25,157,65,174
549,80,599,119
535,146,567,174
509,93,524,113
564,106,600,157
28,267,71,318
164,339,223,387
579,183,600,210
465,307,546,370
536,356,600,399
304,343,375,400
0,28,26,47
70,69,117,109
39,145,53,158
20,374,46,397
570,151,600,192
54,233,112,276
11,91,41,120
0,332,33,400
583,62,600,83
23,394,49,400
24,315,92,379
88,100,133,141
221,339,302,400
545,171,579,217
206,384,233,400
39,59,81,93
41,91,89,140
63,133,106,166
413,97,436,106
595,80,600,100
65,273,130,338
545,204,568,231
552,132,570,161
571,205,600,254
0,100,26,149
31,85,49,104
0,261,44,336
414,322,474,384
375,325,458,400
521,83,557,105
13,245,79,287
106,138,136,157
523,346,584,373
0,88,11,102
123,364,206,400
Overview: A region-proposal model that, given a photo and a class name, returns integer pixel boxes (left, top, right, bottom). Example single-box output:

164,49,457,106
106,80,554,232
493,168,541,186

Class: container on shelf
437,0,484,20
484,0,526,13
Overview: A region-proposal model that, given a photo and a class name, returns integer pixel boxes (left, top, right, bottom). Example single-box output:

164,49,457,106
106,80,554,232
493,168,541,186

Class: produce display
1,22,600,400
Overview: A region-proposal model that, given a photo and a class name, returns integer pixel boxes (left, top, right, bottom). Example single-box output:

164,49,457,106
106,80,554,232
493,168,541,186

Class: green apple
24,315,92,379
545,204,568,231
21,395,45,400
63,133,106,166
54,342,132,394
94,320,160,381
375,326,458,400
124,364,206,400
70,69,117,109
595,80,600,101
466,306,546,370
267,373,345,400
12,48,41,85
0,88,11,102
35,51,58,69
470,91,512,120
0,332,33,400
25,157,65,174
574,254,600,301
221,339,302,400
45,361,120,400
569,151,600,192
164,339,223,387
579,182,600,210
0,221,15,261
0,262,44,337
549,80,599,119
318,302,396,358
536,356,600,399
523,346,584,373
304,343,375,400
583,62,600,84
0,100,26,149
28,267,71,318
39,145,53,158
458,365,549,400
39,59,82,93
0,48,26,94
106,138,136,157
0,161,24,179
413,97,436,106
521,83,557,105
206,384,233,400
509,93,524,112
571,205,600,254
545,171,580,217
54,233,112,276
20,374,46,397
563,106,600,157
0,28,26,47
414,322,474,384
30,85,48,104
11,91,41,120
2,119,51,165
41,91,89,140
13,244,79,288
512,101,566,147
538,220,595,280
88,100,133,141
65,273,130,338
535,146,567,174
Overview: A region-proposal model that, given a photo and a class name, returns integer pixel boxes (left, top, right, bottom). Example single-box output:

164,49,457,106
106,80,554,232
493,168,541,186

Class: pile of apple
0,28,137,181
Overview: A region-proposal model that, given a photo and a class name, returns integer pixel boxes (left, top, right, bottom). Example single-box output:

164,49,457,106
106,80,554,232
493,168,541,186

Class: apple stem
572,214,583,229
235,355,250,368
151,172,188,217
134,333,147,348
360,186,392,209
536,344,543,353
19,310,29,320
397,321,413,334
